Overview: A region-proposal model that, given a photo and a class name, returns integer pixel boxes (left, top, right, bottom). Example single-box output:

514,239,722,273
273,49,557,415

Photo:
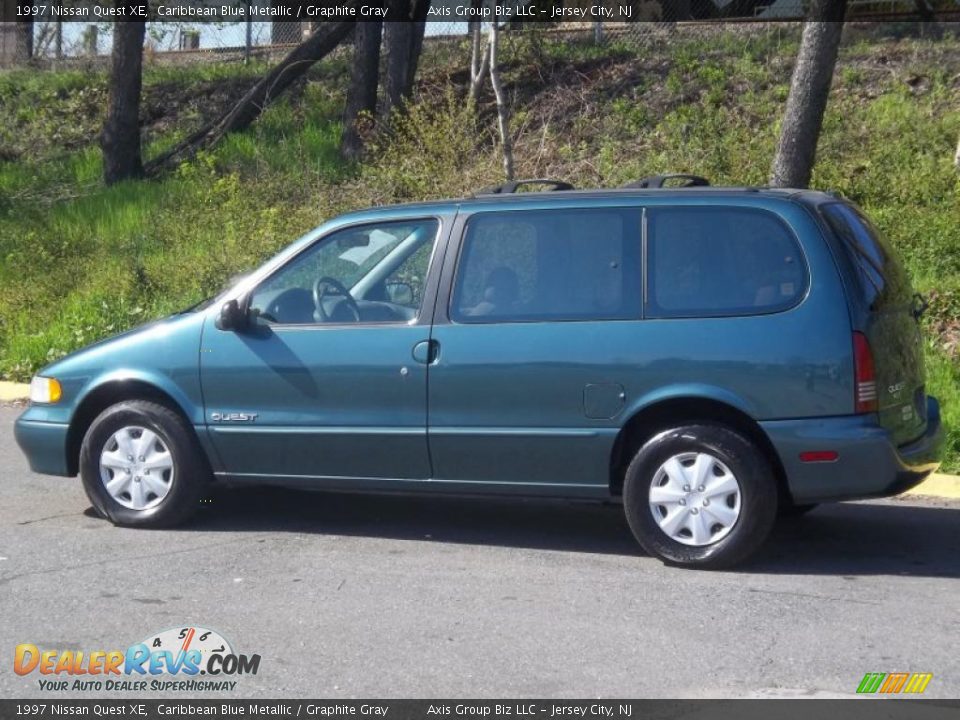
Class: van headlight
30,376,62,404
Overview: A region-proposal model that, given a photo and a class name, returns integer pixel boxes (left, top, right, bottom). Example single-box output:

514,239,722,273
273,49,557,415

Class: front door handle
412,340,440,365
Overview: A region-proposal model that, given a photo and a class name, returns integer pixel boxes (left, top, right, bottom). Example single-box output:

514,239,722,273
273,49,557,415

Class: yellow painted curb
0,381,29,402
906,473,960,500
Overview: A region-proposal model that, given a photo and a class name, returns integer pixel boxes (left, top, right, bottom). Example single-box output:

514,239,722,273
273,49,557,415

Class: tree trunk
101,21,146,185
14,20,33,63
340,21,382,161
382,1,413,120
407,1,429,87
769,0,847,189
668,0,691,21
145,17,356,174
381,0,430,120
382,16,412,119
488,21,514,181
914,0,942,38
954,133,960,171
214,21,354,139
468,20,490,104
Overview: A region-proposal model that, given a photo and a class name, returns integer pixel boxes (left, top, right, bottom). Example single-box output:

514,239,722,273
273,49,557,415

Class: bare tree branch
488,20,514,181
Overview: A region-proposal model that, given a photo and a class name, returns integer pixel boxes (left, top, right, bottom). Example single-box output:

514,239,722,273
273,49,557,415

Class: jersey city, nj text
428,3,633,19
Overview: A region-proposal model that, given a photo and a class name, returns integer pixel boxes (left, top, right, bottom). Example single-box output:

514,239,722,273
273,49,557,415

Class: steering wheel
312,276,361,323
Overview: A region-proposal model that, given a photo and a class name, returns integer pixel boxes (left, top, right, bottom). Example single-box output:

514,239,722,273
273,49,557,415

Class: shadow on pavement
112,485,960,578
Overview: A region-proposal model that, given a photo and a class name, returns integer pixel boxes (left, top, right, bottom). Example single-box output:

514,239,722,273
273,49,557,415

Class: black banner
3,0,638,23
3,0,955,23
2,700,960,719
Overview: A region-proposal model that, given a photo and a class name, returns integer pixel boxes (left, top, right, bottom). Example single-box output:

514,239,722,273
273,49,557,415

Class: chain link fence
0,20,309,67
1,0,956,68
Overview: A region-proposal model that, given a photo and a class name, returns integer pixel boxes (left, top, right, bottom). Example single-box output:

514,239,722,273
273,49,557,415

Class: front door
200,217,442,485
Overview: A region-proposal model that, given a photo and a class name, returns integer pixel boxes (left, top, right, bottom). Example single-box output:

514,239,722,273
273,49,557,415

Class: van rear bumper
761,396,944,504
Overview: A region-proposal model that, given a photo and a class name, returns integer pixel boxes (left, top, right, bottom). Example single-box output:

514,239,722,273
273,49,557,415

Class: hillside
0,27,958,469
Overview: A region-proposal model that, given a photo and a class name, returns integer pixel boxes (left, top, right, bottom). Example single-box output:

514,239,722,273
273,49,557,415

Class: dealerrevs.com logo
14,626,261,692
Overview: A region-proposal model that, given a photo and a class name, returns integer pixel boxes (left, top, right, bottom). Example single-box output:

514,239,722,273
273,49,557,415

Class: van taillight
853,331,878,414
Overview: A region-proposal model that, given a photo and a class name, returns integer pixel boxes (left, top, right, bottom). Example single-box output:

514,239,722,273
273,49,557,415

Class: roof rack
622,174,710,189
477,178,575,195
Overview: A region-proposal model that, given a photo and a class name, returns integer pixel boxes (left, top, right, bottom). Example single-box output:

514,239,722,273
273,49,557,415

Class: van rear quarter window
820,202,914,310
646,206,808,318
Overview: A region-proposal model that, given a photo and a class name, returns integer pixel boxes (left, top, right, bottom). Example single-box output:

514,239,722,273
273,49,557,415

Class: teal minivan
14,177,944,568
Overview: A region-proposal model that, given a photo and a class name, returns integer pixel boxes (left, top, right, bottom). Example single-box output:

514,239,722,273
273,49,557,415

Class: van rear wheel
622,424,778,569
80,400,209,528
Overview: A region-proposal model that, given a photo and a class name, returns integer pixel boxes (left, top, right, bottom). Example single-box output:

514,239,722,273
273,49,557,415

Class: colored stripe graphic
857,672,932,694
903,673,933,694
880,672,909,693
857,673,886,693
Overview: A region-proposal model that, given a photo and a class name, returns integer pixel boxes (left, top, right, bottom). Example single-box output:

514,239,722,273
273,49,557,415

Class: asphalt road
1,405,958,700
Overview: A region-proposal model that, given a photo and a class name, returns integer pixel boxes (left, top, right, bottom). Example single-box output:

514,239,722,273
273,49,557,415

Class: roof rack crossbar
478,178,575,195
622,174,710,189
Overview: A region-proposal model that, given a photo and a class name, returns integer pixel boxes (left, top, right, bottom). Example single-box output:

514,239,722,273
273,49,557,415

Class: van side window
450,209,641,323
646,207,806,318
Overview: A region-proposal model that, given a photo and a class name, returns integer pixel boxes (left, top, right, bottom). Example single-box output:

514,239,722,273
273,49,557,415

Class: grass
0,27,958,471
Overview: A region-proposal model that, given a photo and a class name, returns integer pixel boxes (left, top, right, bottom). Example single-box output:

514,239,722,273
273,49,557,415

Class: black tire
80,400,209,527
622,424,778,569
778,502,819,518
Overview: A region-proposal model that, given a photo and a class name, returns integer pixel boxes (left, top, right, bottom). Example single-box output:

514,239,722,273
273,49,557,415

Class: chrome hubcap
99,426,174,510
648,452,741,547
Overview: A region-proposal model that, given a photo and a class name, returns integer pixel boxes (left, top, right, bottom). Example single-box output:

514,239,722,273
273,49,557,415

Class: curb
1,378,958,499
905,473,960,500
0,381,29,402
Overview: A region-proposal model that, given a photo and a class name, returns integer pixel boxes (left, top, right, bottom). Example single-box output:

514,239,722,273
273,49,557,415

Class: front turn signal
29,376,62,404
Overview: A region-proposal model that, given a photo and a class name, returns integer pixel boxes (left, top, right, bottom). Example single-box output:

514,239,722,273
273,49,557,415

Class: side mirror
215,299,248,331
385,281,414,306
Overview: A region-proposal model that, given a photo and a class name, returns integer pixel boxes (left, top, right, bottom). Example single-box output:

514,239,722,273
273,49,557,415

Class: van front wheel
622,424,777,569
80,400,209,528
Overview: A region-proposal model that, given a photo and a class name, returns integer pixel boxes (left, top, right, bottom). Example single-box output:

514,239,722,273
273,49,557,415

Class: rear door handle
412,340,440,365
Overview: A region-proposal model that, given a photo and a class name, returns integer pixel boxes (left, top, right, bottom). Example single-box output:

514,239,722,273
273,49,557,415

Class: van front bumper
761,396,944,504
14,409,73,477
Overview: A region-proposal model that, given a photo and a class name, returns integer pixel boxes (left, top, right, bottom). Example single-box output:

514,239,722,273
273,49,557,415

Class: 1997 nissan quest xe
15,176,944,568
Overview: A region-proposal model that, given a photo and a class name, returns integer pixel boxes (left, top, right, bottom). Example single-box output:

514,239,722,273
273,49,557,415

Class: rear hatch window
821,202,927,445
